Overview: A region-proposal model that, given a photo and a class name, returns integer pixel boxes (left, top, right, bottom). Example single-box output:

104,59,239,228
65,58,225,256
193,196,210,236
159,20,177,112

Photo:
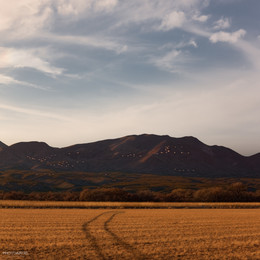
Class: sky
0,0,260,156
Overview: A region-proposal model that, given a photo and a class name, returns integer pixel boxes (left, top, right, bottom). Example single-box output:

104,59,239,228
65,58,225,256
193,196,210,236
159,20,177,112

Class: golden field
1,200,260,209
0,208,260,259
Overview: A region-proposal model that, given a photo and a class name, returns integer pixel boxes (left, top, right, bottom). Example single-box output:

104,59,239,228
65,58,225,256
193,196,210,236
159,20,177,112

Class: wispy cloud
150,37,199,73
41,33,128,54
151,50,181,72
0,73,50,90
159,40,198,51
0,74,20,85
159,11,186,31
110,0,209,32
213,17,231,30
193,13,209,22
56,0,118,16
0,1,53,39
150,48,197,74
0,47,64,76
94,0,118,12
209,29,246,43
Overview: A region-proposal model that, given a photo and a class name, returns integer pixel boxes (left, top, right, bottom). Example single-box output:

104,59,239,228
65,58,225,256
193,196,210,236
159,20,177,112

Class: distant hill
0,134,259,178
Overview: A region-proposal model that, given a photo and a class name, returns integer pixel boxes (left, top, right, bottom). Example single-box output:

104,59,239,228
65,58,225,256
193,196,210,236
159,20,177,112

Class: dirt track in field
82,211,146,260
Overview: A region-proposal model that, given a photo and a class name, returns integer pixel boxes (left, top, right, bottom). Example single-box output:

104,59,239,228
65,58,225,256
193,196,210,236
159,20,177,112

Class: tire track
82,211,146,259
82,211,114,260
103,212,146,260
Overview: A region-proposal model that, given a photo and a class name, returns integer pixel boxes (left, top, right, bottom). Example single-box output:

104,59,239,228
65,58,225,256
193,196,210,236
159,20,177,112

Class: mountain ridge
0,134,259,178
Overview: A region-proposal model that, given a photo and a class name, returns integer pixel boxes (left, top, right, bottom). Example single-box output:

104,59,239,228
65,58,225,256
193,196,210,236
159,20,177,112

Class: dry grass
1,200,260,209
0,208,260,259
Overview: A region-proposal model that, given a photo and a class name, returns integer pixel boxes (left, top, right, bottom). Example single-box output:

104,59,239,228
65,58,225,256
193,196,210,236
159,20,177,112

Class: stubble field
0,208,260,259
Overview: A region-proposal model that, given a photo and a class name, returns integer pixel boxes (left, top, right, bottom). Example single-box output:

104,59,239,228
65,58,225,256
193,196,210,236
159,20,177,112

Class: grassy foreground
1,208,259,259
1,200,260,208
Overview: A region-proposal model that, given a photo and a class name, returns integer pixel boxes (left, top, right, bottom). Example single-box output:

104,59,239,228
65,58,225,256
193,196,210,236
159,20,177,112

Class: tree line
0,183,260,202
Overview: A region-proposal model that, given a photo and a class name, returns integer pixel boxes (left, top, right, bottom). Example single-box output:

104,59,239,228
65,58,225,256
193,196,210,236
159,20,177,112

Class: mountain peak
9,141,53,155
10,141,50,148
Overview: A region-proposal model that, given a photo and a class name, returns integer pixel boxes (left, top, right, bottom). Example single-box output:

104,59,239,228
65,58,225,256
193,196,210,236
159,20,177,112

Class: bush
135,190,162,202
3,191,26,200
166,189,194,202
1,184,259,202
193,187,230,202
80,188,129,201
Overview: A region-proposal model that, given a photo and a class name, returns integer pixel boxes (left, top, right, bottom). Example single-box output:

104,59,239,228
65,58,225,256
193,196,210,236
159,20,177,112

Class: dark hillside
0,141,7,152
0,134,259,177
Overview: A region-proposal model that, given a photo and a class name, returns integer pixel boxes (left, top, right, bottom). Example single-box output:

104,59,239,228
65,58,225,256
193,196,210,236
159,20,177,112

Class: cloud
56,0,118,16
210,29,246,43
1,0,118,40
1,0,209,43
214,17,231,30
193,14,209,22
56,0,118,17
0,74,19,85
109,1,206,33
0,0,53,39
160,40,198,51
151,39,198,73
0,73,50,90
150,49,194,73
171,0,210,10
42,33,128,54
56,0,91,16
189,40,198,48
94,0,118,12
159,11,186,31
154,50,181,70
0,47,63,76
